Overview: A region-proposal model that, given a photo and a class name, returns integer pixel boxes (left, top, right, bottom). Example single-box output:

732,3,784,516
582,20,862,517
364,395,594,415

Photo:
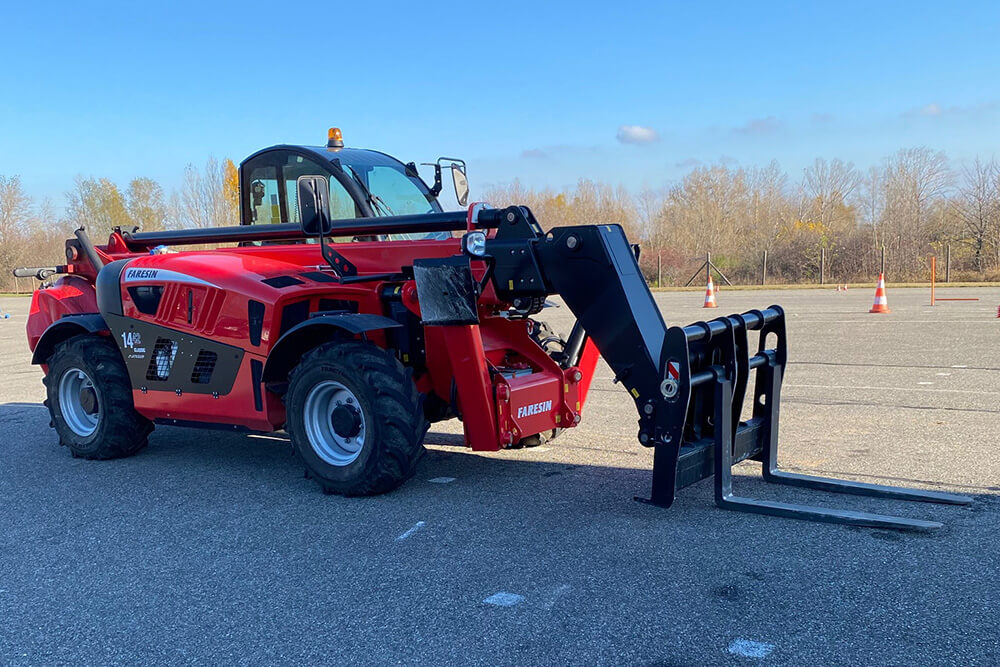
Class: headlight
462,231,487,257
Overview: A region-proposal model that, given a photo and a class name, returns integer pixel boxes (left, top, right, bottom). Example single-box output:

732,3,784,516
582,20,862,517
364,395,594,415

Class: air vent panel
145,338,178,381
190,350,218,384
262,275,304,288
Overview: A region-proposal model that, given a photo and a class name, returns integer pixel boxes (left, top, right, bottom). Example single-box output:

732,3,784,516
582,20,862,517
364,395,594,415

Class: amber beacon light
327,127,344,148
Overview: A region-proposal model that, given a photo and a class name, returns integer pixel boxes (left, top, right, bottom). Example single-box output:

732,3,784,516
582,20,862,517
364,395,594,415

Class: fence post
761,250,767,286
930,255,936,306
820,248,825,285
657,252,662,288
946,244,951,283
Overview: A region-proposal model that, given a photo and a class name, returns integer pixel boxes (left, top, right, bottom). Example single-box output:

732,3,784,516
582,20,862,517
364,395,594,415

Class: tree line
485,147,1000,285
0,158,239,292
2,147,1000,293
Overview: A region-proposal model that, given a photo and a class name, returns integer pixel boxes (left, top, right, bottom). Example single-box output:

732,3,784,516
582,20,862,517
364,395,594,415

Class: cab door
239,149,363,226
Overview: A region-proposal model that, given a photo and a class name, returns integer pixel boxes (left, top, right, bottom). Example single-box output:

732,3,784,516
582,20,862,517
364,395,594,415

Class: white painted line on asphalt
787,383,999,396
936,372,952,376
791,320,996,324
428,477,456,484
542,584,572,609
917,382,934,385
396,521,425,541
483,592,525,607
952,365,969,368
727,639,774,659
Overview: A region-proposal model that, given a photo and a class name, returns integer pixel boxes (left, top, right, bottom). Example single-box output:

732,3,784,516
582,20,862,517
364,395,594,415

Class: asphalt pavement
1,286,998,666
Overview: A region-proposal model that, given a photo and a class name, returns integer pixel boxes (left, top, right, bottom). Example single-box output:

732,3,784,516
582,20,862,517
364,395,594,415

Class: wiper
344,166,393,217
371,193,395,216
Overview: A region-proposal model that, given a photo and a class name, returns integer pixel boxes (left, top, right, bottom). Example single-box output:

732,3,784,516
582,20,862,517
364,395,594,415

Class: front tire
44,334,153,459
286,341,427,496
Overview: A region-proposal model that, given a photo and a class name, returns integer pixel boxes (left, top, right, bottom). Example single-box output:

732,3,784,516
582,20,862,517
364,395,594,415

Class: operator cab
239,128,468,241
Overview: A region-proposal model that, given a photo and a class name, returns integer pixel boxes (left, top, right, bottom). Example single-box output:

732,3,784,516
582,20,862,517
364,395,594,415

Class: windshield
336,152,451,240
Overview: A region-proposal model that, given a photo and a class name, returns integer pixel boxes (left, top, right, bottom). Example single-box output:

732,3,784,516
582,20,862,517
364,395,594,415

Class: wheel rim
58,367,100,437
303,380,366,466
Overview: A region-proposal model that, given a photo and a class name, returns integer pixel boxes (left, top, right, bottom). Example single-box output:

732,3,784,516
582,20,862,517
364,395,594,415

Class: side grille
145,338,178,381
279,301,310,335
300,271,339,283
318,298,359,314
262,275,304,288
190,350,218,385
248,300,265,346
127,285,164,315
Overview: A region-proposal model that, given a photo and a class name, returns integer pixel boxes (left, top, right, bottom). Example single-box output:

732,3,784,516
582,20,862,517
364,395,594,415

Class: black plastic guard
413,256,479,325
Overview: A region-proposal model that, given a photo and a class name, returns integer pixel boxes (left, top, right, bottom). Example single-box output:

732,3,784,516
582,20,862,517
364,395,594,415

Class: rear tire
285,341,427,496
44,334,153,459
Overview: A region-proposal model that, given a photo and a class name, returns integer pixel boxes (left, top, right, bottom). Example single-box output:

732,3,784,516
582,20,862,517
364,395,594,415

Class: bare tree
174,157,238,229
802,158,861,233
881,147,953,272
65,176,132,231
126,177,168,232
952,158,999,272
0,175,31,244
0,176,33,288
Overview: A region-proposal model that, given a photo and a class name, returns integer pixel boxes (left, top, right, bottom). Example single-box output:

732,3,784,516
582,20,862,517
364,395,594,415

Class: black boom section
534,225,668,439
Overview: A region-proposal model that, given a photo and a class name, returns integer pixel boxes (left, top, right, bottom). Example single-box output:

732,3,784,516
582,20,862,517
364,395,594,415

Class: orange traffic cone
869,273,890,313
703,275,718,308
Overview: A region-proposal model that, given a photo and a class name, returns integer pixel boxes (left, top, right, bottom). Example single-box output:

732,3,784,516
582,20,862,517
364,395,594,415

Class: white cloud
903,101,998,118
732,116,783,135
616,125,660,145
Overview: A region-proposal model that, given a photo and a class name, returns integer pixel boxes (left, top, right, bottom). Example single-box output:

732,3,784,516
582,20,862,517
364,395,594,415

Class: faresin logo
125,268,159,280
516,400,553,419
122,267,214,287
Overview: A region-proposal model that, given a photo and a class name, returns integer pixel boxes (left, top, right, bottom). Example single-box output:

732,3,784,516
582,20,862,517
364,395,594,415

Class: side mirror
296,175,332,236
451,164,469,207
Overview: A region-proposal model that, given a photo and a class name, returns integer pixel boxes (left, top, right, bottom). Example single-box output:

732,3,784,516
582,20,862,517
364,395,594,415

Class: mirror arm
421,162,444,197
317,224,337,278
429,163,443,196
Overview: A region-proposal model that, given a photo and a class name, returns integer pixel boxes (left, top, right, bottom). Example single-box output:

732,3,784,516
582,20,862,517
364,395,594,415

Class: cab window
367,165,435,215
243,151,359,226
247,166,281,225
281,154,358,223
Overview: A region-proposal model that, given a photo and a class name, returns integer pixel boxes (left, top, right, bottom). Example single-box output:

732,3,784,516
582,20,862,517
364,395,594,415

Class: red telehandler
15,130,970,530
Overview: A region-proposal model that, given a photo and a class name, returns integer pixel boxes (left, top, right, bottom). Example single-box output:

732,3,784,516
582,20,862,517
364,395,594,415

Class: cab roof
240,145,411,171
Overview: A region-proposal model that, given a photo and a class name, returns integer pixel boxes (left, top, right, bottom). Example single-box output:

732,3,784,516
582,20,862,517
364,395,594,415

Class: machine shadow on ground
3,401,993,533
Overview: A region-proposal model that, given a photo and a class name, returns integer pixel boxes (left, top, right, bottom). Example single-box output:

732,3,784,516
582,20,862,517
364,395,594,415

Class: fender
261,313,402,383
32,313,110,364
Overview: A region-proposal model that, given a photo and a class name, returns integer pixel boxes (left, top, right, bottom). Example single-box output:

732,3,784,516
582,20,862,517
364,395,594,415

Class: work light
462,231,487,257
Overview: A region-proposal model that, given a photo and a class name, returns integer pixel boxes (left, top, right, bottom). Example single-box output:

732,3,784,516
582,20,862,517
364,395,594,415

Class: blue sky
1,0,998,207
